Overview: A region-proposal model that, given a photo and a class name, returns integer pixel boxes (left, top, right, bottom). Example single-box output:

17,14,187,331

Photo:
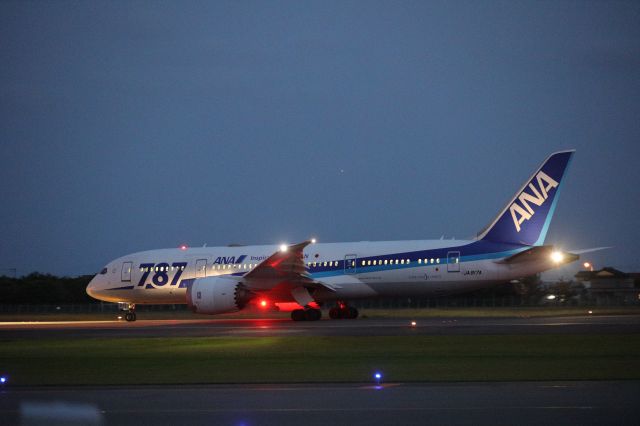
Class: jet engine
186,276,253,315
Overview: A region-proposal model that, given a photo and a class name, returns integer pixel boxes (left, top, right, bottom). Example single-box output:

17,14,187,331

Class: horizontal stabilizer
567,247,612,255
497,245,554,264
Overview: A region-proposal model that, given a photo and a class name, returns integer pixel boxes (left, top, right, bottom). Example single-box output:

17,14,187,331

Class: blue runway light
374,372,382,386
0,376,6,384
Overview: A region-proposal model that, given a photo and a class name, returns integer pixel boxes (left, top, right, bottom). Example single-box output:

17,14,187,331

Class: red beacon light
179,244,188,251
260,299,268,308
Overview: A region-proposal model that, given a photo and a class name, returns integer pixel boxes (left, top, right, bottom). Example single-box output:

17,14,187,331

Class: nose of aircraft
86,275,101,299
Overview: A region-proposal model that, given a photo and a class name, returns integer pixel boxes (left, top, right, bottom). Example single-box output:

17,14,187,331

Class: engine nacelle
186,276,253,315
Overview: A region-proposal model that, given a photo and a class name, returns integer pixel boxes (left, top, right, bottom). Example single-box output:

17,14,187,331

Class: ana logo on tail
509,171,558,232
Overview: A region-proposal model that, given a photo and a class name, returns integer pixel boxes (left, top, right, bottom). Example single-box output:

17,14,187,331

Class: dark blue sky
1,1,639,276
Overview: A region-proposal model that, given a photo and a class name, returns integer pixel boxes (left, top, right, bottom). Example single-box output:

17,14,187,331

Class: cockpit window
100,267,108,275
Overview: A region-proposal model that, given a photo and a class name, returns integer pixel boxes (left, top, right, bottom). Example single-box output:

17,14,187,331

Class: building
574,267,640,305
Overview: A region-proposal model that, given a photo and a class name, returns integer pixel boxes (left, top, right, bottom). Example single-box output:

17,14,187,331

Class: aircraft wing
241,240,337,294
243,240,312,282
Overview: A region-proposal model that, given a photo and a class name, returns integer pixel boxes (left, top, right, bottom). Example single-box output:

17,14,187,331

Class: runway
2,381,639,425
2,315,639,425
1,314,640,339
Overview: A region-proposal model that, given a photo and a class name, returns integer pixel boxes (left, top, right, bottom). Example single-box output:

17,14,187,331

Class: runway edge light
374,372,382,386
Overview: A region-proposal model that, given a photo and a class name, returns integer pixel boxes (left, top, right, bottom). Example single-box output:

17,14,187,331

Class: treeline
0,273,96,304
0,272,545,305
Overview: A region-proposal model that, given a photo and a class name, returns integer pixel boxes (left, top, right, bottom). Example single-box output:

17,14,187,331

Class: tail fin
477,150,575,246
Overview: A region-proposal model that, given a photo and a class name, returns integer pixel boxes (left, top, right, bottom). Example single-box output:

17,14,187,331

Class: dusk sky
1,1,639,277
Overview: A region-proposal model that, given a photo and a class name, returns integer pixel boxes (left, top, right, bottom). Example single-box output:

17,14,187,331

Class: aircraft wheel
347,307,359,319
329,307,341,319
305,309,321,321
291,309,306,321
125,312,136,322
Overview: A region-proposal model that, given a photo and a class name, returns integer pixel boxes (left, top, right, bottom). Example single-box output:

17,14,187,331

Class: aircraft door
195,259,207,278
344,254,357,274
121,262,133,282
447,251,460,273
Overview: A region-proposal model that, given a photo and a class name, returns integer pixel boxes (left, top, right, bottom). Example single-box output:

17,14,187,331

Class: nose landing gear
118,302,137,322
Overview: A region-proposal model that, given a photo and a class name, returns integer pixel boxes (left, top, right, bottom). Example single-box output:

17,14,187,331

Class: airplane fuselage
87,239,554,305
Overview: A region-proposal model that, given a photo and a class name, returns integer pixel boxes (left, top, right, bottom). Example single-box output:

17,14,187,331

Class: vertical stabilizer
477,150,575,246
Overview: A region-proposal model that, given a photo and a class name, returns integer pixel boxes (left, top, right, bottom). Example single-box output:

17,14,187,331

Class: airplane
87,150,585,322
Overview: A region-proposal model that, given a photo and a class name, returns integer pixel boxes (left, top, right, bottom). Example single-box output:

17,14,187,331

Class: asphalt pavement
1,314,639,339
2,381,639,426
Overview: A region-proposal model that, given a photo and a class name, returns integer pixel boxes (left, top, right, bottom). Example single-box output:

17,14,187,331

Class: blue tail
477,150,575,246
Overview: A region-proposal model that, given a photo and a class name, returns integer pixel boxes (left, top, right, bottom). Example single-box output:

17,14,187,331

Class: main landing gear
118,302,137,322
329,302,358,320
291,308,321,321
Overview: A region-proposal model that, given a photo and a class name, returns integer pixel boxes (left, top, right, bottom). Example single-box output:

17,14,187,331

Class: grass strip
1,334,639,385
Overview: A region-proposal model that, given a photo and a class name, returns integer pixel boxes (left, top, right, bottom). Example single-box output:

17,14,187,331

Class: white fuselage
87,239,555,305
